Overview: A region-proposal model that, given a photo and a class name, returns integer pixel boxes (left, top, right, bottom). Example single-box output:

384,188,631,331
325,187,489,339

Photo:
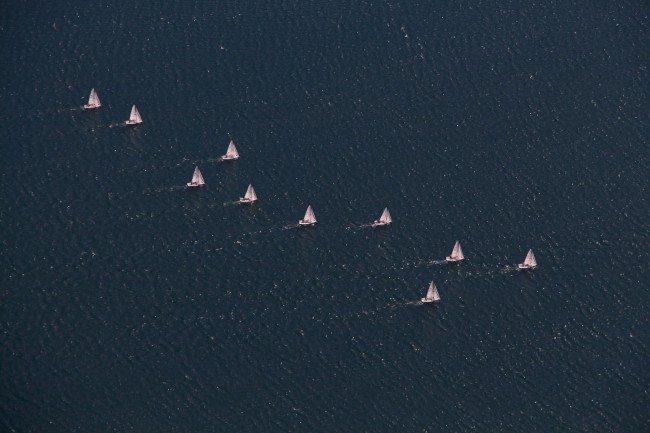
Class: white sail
452,241,464,260
379,208,392,224
524,249,537,267
422,281,440,302
223,140,239,160
241,184,257,202
125,105,143,124
372,207,392,226
446,240,465,262
518,248,537,269
84,88,101,109
187,166,205,186
300,205,316,225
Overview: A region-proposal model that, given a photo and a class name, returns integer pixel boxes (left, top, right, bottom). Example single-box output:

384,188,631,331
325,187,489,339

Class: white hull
125,120,142,125
222,155,239,161
372,221,390,227
83,104,100,110
517,263,536,270
421,297,437,303
298,220,316,226
445,256,463,262
186,182,203,187
239,197,255,203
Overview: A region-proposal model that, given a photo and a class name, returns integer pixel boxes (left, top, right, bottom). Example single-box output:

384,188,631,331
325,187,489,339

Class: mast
192,166,205,185
426,282,435,299
525,249,536,267
227,141,239,158
304,205,316,223
452,241,464,260
130,105,142,123
432,284,440,301
245,184,257,201
84,88,101,109
380,208,391,224
90,89,100,106
426,281,440,301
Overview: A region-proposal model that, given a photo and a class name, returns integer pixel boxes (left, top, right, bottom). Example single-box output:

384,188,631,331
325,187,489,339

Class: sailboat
125,105,143,125
222,140,239,160
421,281,441,303
186,166,205,187
517,249,537,269
371,207,392,227
239,184,257,203
445,240,465,262
83,88,101,109
298,205,316,226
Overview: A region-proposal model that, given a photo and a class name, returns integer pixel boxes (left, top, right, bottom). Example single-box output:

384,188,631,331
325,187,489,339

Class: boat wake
359,301,403,317
429,259,447,265
346,223,372,231
405,300,424,306
283,223,299,230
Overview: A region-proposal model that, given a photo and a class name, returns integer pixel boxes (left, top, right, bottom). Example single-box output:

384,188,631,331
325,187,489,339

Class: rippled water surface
1,1,649,431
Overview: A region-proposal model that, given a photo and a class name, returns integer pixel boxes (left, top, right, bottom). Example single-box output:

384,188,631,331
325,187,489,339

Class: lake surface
1,1,649,431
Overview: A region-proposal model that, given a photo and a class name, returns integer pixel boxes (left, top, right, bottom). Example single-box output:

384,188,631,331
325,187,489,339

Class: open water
1,1,649,431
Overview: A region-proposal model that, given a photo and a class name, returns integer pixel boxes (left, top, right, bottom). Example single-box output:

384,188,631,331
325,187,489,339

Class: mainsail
86,88,101,108
189,166,205,186
225,141,239,159
243,184,257,201
301,205,316,224
379,208,392,224
451,241,464,260
125,105,142,124
425,281,440,302
523,249,537,267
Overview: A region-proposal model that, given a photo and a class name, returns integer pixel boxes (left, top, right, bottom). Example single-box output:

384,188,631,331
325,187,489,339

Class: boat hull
125,120,142,125
298,220,316,226
83,104,100,110
239,198,255,203
371,221,390,228
421,298,437,303
445,256,463,262
222,155,239,161
186,183,203,187
517,264,536,269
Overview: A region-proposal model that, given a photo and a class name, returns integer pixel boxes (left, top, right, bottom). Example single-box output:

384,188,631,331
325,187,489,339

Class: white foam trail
346,223,371,231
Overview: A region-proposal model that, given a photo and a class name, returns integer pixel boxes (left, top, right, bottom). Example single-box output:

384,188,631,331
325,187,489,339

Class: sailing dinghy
517,249,537,269
298,205,316,226
445,240,464,262
187,166,205,187
222,140,239,160
83,88,101,109
372,207,392,227
125,105,143,125
421,281,441,303
239,184,257,203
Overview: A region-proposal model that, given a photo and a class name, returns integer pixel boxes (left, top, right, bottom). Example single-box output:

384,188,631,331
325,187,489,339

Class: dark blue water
2,1,649,431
